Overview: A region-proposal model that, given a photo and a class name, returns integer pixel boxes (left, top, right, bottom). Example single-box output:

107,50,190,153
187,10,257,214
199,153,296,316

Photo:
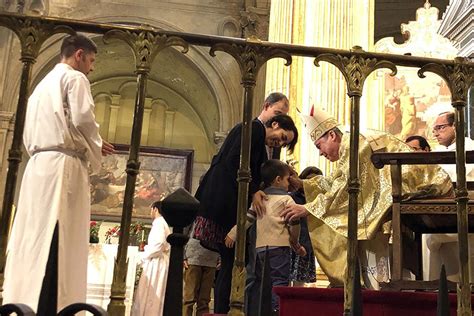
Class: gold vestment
303,130,452,285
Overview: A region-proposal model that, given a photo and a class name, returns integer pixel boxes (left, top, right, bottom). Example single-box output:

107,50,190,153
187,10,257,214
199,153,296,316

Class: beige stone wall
0,111,14,205
0,0,271,201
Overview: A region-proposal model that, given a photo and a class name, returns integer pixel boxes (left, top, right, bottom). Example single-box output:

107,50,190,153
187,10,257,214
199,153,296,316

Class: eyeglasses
432,123,453,133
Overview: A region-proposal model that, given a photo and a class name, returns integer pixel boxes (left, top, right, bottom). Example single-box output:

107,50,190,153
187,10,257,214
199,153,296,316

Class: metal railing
0,12,472,316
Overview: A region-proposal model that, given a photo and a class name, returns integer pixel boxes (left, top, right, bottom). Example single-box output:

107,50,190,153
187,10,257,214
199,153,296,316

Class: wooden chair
371,151,474,291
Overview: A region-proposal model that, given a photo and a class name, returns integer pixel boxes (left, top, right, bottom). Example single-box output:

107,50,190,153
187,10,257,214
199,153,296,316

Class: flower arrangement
130,222,144,246
89,221,102,243
105,225,120,244
104,221,145,245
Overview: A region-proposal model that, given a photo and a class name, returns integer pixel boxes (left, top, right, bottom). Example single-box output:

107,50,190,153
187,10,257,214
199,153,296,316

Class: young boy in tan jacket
225,159,306,313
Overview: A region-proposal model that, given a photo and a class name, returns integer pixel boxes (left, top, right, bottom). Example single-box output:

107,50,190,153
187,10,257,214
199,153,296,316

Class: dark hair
299,166,323,179
265,114,298,153
261,159,291,189
60,34,97,58
264,92,288,106
438,111,455,125
151,200,162,210
406,135,431,151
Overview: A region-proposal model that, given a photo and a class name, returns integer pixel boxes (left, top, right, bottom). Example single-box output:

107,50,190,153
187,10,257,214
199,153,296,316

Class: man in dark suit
256,92,290,160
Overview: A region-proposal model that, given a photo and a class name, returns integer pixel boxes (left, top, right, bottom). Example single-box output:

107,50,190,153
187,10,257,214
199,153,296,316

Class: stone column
265,0,293,97
107,94,121,143
141,97,153,146
163,110,175,148
265,0,303,164
0,111,14,211
287,0,307,165
93,94,112,139
265,0,375,173
0,29,13,111
469,87,474,139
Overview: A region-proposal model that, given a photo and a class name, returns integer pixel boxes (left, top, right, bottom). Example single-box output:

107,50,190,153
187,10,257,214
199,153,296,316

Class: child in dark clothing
289,166,322,285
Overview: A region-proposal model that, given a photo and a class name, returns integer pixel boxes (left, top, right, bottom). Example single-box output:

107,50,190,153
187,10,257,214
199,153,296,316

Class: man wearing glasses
433,112,456,147
424,111,474,284
432,111,474,181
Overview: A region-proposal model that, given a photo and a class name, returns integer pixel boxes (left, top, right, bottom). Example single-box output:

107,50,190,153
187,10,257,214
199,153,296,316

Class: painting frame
90,144,194,223
382,68,452,147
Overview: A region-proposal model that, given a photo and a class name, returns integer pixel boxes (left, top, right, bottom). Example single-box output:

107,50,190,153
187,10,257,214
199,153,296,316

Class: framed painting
383,68,452,146
90,144,194,221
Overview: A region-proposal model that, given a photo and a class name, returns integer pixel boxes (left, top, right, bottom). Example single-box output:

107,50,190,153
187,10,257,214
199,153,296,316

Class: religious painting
383,69,452,144
375,2,457,146
90,145,193,221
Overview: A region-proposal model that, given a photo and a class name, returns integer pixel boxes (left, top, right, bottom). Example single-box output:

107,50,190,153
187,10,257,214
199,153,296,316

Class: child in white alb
132,201,171,316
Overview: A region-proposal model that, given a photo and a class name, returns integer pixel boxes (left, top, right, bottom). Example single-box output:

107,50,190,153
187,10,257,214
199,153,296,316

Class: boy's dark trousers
247,246,291,315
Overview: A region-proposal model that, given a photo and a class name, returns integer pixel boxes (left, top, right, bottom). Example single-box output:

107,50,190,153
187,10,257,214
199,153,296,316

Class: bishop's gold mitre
300,107,340,142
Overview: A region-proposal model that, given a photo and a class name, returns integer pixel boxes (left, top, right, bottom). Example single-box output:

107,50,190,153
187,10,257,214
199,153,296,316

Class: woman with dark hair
193,114,298,313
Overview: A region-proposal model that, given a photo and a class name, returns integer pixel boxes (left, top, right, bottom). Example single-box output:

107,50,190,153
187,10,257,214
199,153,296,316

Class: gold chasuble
303,130,452,286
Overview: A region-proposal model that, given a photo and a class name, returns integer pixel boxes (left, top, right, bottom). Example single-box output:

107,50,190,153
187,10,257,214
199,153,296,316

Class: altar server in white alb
132,201,171,316
3,34,115,313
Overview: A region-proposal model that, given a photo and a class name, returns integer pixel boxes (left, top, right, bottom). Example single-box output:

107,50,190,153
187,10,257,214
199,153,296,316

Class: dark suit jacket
195,119,268,232
271,146,281,160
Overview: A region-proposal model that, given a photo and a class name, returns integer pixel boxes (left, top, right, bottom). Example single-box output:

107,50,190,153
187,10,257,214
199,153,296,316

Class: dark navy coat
195,119,268,233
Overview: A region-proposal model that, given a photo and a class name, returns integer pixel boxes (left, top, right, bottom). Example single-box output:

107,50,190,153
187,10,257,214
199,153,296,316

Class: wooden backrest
371,151,474,281
371,151,474,168
371,150,474,194
371,150,474,233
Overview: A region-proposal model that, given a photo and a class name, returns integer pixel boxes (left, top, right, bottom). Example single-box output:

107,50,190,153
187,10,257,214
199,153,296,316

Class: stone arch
4,14,241,132
0,12,247,199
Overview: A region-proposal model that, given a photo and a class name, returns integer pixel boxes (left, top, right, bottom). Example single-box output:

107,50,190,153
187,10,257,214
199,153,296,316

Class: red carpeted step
274,286,474,316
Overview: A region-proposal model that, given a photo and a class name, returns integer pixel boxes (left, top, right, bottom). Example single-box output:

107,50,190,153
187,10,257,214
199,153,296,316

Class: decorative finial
424,0,431,9
351,45,364,53
246,35,262,43
30,0,45,13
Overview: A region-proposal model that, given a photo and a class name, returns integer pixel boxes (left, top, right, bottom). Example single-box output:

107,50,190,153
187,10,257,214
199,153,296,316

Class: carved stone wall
375,1,460,145
0,111,14,204
0,0,272,194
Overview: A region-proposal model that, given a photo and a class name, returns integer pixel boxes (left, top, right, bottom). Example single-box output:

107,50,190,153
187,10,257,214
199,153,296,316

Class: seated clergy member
432,111,474,181
277,108,452,288
422,112,474,282
406,135,431,152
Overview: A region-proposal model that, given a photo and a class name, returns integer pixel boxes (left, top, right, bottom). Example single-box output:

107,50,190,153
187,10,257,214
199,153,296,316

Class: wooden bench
371,151,474,291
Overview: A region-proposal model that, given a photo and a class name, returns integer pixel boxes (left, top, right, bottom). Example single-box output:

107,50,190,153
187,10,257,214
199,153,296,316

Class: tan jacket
256,194,297,248
228,187,300,248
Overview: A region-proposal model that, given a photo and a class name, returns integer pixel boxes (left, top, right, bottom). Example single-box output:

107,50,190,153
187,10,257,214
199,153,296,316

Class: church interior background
0,0,472,313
